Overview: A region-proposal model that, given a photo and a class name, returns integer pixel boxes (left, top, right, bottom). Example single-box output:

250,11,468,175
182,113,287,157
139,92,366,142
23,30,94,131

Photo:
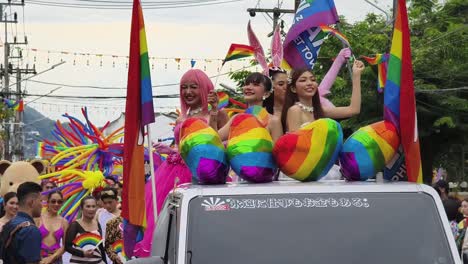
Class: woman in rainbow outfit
281,59,365,133
133,69,229,257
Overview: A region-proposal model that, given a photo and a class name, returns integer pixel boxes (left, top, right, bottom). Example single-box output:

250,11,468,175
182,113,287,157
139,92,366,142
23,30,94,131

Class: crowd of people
434,179,468,262
0,181,124,264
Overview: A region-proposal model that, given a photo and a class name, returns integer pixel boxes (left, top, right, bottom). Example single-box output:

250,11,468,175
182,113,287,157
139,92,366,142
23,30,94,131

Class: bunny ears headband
247,21,285,77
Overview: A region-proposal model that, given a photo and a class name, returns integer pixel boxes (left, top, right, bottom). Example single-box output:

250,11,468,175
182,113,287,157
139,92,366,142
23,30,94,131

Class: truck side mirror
126,257,165,264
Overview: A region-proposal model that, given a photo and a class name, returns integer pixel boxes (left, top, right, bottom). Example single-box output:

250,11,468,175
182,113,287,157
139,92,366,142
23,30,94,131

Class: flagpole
213,63,225,90
335,22,353,79
146,124,158,222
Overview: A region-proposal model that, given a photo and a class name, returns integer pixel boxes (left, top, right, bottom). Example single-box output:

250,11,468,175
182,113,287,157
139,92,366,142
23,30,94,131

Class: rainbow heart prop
273,118,343,181
227,114,276,183
339,121,400,181
179,118,228,184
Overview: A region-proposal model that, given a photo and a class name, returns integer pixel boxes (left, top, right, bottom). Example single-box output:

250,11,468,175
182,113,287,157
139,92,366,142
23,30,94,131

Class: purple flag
284,0,339,69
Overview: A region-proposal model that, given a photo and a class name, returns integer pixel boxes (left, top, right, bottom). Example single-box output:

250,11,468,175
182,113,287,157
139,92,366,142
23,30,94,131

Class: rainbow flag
2,98,24,112
384,0,422,183
122,0,155,233
319,24,350,47
222,44,254,65
362,54,389,93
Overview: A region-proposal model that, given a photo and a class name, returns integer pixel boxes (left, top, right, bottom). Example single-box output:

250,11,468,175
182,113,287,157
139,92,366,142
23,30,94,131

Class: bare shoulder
287,105,302,114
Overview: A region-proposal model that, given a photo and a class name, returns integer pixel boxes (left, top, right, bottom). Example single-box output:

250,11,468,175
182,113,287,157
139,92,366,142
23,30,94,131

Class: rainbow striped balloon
244,105,270,127
179,118,228,184
273,118,343,181
339,121,400,181
73,232,102,248
227,114,276,183
111,240,128,261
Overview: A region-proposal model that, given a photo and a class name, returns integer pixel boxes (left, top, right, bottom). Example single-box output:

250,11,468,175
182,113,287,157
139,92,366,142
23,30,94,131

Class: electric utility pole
247,2,296,37
0,0,35,161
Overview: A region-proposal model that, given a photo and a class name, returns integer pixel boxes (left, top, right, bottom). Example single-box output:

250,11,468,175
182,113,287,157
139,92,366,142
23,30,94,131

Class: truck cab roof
151,180,461,264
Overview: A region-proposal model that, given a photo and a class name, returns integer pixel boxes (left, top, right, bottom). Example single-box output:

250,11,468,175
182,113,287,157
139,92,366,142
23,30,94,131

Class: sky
1,0,393,138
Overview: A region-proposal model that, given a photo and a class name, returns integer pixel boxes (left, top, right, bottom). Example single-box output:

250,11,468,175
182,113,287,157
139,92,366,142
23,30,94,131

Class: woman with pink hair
133,69,228,257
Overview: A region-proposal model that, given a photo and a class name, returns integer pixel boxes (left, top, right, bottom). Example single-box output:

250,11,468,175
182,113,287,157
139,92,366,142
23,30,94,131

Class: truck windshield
186,192,454,264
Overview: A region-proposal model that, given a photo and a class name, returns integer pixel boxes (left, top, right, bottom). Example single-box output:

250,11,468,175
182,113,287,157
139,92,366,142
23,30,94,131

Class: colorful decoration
273,118,343,181
222,43,255,65
247,22,269,75
179,118,228,184
384,0,422,183
73,232,103,248
362,54,389,93
339,121,400,181
40,170,107,221
2,98,24,112
227,114,276,183
37,108,124,176
244,105,270,127
112,240,128,261
217,92,229,109
319,24,351,47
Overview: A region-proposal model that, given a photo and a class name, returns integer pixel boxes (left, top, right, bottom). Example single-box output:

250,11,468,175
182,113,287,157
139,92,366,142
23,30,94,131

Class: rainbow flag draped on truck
383,0,422,183
122,0,155,257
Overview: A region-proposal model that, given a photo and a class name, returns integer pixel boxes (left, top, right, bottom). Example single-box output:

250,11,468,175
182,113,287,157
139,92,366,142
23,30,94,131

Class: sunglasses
49,199,63,205
45,185,55,190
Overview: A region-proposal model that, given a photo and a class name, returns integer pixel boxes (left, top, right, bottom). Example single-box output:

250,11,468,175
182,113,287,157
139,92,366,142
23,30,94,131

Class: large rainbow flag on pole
384,0,422,183
122,0,155,244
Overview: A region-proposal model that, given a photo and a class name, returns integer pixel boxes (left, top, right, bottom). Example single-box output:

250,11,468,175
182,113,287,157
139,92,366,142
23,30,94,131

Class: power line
27,0,242,9
22,64,256,90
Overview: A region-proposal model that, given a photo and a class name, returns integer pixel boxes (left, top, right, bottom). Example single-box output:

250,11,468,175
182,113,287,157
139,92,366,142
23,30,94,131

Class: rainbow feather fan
40,170,107,221
37,107,124,176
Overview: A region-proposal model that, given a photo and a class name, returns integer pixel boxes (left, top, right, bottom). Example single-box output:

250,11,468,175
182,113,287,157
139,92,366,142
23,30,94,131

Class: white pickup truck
129,181,461,264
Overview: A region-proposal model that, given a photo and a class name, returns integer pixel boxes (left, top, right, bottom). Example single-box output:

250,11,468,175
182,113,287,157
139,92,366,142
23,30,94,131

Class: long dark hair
0,192,17,218
47,190,63,201
281,68,324,133
263,69,288,114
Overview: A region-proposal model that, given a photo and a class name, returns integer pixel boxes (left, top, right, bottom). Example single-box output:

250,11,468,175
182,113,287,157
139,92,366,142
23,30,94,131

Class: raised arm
323,60,365,119
318,48,351,108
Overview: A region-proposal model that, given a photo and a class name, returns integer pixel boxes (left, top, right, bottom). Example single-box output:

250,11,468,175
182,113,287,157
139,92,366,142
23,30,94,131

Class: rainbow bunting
73,233,102,248
362,54,389,93
384,0,422,183
319,24,350,47
2,98,24,112
122,0,154,234
222,44,255,65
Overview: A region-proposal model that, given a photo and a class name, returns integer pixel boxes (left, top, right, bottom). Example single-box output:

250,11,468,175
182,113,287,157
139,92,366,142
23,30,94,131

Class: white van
130,181,461,264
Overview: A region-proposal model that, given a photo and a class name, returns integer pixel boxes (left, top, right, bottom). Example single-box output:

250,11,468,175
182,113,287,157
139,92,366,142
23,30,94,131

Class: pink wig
179,69,214,117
